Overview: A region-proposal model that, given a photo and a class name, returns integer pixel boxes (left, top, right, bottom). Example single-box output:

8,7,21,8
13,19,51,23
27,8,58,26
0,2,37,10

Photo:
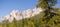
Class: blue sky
0,0,60,19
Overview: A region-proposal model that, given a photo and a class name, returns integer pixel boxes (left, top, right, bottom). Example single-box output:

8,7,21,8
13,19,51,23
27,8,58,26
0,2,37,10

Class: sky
0,0,60,19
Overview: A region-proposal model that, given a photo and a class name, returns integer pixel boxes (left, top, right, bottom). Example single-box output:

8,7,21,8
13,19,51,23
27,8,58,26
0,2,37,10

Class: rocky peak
1,8,43,22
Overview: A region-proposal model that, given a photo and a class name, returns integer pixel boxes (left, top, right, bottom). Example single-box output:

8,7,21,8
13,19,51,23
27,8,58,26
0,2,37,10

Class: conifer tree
37,0,57,22
13,18,17,27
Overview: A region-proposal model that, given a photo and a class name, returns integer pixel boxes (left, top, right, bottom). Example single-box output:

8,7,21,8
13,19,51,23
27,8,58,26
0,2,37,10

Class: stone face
22,9,33,18
1,8,43,22
32,8,43,16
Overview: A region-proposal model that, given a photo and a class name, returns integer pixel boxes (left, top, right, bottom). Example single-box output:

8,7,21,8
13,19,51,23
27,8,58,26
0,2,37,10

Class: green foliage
37,0,58,23
37,0,57,8
12,18,17,27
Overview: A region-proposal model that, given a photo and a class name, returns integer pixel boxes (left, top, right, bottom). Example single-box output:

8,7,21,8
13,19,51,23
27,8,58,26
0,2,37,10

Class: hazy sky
0,0,60,19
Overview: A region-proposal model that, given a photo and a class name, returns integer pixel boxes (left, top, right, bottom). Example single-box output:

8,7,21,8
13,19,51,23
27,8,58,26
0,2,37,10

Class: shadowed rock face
1,8,43,22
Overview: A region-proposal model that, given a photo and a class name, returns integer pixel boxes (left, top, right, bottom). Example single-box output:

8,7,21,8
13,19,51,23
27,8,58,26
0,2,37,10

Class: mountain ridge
1,8,43,22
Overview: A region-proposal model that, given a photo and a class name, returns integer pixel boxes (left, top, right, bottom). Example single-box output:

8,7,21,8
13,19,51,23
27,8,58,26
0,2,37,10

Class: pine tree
37,0,57,22
36,0,59,27
12,18,17,27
